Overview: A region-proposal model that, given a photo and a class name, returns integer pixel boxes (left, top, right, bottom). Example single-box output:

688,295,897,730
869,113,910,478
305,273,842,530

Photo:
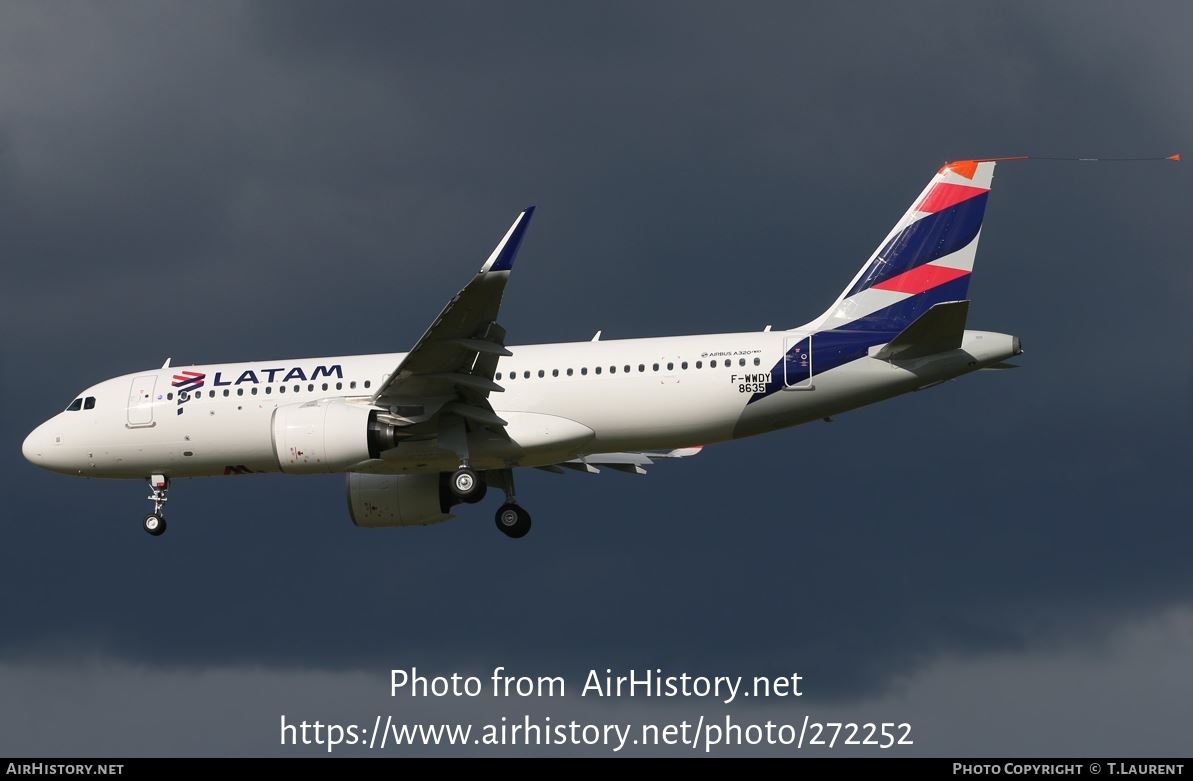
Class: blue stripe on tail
845,193,987,297
748,274,973,404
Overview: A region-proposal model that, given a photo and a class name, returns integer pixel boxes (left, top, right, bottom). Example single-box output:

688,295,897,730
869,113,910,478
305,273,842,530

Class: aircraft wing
539,447,704,475
371,208,534,428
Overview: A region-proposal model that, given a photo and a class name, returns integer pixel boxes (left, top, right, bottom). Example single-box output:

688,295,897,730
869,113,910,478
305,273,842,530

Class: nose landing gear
143,474,169,536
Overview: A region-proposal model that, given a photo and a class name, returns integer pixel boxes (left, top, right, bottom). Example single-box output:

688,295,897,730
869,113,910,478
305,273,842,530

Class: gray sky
2,0,1190,756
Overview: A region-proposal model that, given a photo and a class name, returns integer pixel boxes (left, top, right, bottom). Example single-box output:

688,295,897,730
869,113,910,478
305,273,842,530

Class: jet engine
346,473,454,527
271,401,400,473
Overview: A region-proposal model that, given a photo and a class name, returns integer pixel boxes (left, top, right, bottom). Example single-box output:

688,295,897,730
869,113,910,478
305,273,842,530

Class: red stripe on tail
916,183,987,214
872,264,970,295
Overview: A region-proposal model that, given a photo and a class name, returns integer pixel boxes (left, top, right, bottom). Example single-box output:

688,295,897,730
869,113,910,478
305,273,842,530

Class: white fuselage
22,328,1018,480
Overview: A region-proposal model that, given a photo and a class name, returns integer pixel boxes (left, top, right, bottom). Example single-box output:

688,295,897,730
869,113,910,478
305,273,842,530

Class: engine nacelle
346,473,454,527
271,401,399,474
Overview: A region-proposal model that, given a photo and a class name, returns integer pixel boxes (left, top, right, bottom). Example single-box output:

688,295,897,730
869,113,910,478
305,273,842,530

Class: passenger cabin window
523,371,530,379
496,372,503,380
538,370,544,378
681,361,688,370
638,364,645,372
696,361,703,369
581,368,588,376
552,369,559,377
364,380,372,389
667,362,674,371
754,357,761,366
566,368,573,376
595,367,602,375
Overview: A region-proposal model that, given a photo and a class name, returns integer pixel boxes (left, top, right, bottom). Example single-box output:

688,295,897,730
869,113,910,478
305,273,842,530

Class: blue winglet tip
489,206,535,272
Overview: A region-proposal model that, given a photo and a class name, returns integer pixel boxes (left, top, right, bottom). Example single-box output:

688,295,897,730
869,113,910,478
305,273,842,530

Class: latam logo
169,365,344,415
172,371,206,415
171,372,206,414
172,370,206,392
209,364,342,386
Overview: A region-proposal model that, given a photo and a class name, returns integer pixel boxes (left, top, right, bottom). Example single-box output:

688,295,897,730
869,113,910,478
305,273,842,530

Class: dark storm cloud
6,607,1193,755
1,0,1190,754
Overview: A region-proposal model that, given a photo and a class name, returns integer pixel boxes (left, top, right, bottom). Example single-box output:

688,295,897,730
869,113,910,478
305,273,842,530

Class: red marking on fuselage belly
872,264,970,295
916,182,987,214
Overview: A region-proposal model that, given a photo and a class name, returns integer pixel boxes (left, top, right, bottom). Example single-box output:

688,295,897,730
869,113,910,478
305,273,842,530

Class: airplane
22,159,1021,539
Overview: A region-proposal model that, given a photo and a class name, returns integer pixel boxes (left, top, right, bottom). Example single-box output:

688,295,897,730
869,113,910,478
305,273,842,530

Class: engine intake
271,401,400,473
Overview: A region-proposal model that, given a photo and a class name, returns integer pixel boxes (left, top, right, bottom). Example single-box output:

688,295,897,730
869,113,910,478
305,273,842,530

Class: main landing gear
494,503,531,539
143,474,169,537
487,469,532,539
446,466,531,538
441,416,530,538
449,465,487,504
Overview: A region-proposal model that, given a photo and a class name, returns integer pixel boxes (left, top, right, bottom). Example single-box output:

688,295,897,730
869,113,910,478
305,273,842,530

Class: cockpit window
67,398,83,411
84,396,96,410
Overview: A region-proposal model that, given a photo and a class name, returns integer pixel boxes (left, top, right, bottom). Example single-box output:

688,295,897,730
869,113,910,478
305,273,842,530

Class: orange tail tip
940,160,979,179
1168,153,1181,161
940,156,1030,179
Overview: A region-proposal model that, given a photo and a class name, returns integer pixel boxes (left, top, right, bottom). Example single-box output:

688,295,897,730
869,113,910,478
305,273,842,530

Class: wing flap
546,447,703,475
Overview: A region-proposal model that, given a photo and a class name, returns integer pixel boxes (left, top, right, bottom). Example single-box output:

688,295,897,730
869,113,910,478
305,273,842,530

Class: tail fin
813,160,996,333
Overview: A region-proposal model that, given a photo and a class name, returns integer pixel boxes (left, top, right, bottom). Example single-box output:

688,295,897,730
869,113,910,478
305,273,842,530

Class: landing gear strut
144,474,169,536
489,469,531,539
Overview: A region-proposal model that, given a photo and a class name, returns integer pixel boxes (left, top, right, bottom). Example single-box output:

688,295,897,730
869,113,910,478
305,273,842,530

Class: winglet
481,206,535,273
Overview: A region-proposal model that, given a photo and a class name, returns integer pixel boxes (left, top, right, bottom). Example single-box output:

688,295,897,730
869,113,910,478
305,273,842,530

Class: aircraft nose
22,422,52,467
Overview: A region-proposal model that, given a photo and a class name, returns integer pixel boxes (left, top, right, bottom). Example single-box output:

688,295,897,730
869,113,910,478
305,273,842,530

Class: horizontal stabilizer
873,300,970,360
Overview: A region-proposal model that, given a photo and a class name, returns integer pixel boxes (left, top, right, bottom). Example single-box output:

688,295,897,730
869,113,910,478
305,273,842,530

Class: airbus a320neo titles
23,160,1022,538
